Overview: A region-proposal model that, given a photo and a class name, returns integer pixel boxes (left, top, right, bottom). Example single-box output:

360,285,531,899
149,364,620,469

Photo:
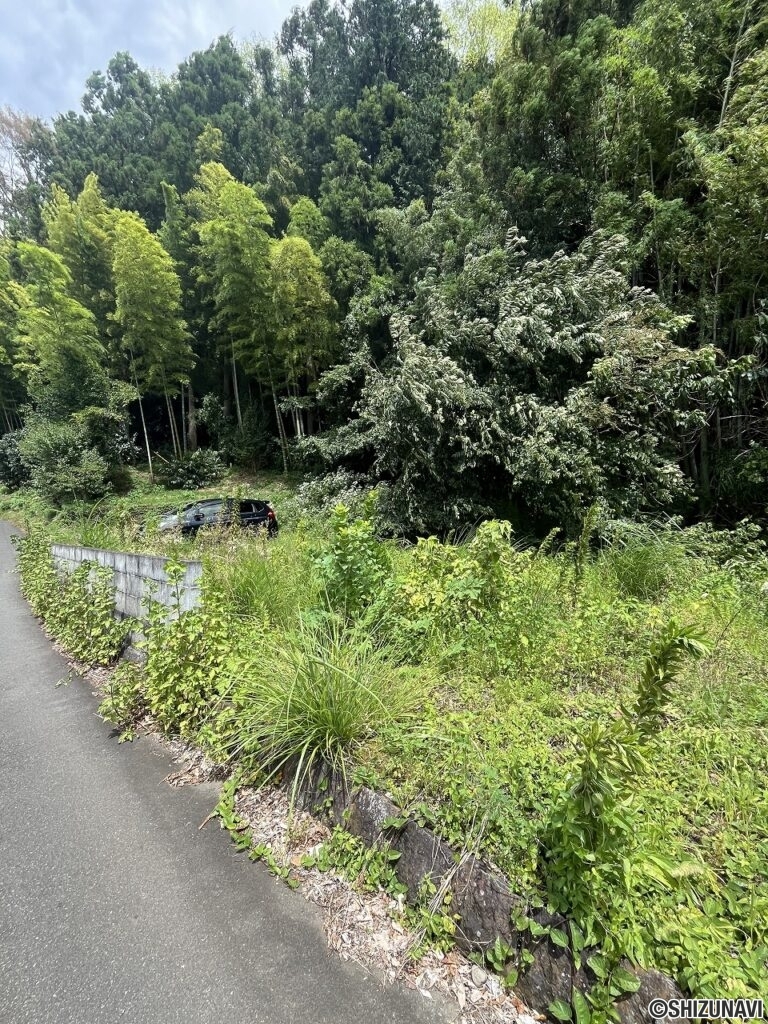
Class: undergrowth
13,491,768,1003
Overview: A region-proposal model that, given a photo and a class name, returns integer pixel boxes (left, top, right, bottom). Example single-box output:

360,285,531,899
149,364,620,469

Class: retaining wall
50,544,203,620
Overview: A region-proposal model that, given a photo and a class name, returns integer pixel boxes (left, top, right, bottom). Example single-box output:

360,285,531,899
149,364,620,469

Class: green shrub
19,419,110,505
314,495,390,617
98,662,146,741
156,448,224,490
374,519,515,658
199,395,274,470
15,533,131,664
0,430,30,491
224,617,421,793
296,470,372,519
544,622,710,964
142,563,233,739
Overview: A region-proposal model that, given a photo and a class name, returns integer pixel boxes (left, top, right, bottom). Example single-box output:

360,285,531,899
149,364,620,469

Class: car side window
239,501,254,515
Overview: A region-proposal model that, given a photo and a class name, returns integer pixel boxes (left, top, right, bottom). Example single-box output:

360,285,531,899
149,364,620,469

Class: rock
393,820,454,901
514,939,575,1010
285,760,348,823
455,984,467,1011
346,788,402,847
471,965,488,987
486,974,502,997
451,854,523,951
616,967,685,1024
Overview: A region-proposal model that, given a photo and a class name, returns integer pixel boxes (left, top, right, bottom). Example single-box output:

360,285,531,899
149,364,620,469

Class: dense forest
1,0,767,534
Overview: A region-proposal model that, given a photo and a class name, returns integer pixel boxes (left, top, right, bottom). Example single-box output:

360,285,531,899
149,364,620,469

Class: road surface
0,521,450,1024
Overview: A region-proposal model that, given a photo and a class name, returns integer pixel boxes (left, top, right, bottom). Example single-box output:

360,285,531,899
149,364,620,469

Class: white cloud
1,0,297,118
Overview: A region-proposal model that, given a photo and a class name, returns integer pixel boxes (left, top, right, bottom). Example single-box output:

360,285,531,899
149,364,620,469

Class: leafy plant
19,418,111,505
224,615,421,800
142,562,233,740
314,493,390,617
15,533,131,664
0,430,30,490
98,662,146,741
155,448,224,490
302,825,405,895
544,621,710,965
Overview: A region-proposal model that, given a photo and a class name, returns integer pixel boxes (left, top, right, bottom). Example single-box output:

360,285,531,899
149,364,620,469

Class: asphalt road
0,521,450,1024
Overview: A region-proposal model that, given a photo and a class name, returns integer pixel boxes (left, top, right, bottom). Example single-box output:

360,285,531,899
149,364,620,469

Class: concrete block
125,574,143,599
123,554,141,577
138,555,156,580
121,594,143,620
184,561,203,587
179,589,201,614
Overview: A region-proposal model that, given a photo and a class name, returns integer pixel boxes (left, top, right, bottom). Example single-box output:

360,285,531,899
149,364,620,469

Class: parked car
158,498,278,537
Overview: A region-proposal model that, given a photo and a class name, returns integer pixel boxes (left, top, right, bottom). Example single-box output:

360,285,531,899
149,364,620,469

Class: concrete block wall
50,544,203,621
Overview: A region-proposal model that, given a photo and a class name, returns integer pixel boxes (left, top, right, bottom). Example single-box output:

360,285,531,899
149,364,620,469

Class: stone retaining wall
50,544,203,620
290,767,683,1024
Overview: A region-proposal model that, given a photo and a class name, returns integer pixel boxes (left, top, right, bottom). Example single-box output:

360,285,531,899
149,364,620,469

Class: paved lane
0,521,449,1024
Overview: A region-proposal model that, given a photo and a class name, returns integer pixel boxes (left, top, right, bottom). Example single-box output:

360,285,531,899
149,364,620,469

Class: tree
287,196,331,250
0,242,24,430
112,212,193,471
42,174,117,344
270,235,338,438
319,135,394,246
0,108,52,240
443,0,518,68
191,162,273,430
12,243,106,418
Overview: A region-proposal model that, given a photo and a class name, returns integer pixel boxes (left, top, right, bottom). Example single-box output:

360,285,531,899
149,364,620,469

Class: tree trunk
231,342,243,430
267,359,289,474
720,0,751,128
131,358,154,483
187,384,198,452
699,421,712,511
163,384,181,459
222,365,232,420
181,386,187,455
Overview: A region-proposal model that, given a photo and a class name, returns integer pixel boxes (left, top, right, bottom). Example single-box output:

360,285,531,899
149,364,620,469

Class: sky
0,0,300,121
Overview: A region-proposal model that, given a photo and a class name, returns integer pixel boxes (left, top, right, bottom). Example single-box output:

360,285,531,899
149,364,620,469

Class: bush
156,448,224,490
19,419,111,505
0,430,30,491
314,495,390,617
224,617,421,791
142,563,233,739
374,519,515,657
15,533,131,664
600,522,682,600
199,395,274,469
296,470,373,520
98,663,147,742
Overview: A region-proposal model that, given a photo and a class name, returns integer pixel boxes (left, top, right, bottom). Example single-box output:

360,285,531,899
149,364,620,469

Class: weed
98,662,146,741
224,616,422,802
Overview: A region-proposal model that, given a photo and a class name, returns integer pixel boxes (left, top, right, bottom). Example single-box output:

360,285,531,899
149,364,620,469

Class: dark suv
158,498,278,537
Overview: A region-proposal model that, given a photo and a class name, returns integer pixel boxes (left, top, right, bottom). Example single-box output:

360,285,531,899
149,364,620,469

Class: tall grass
204,528,321,626
598,520,684,600
224,616,423,797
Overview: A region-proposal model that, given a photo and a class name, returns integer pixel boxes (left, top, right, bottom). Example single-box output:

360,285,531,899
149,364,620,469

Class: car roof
175,497,272,512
